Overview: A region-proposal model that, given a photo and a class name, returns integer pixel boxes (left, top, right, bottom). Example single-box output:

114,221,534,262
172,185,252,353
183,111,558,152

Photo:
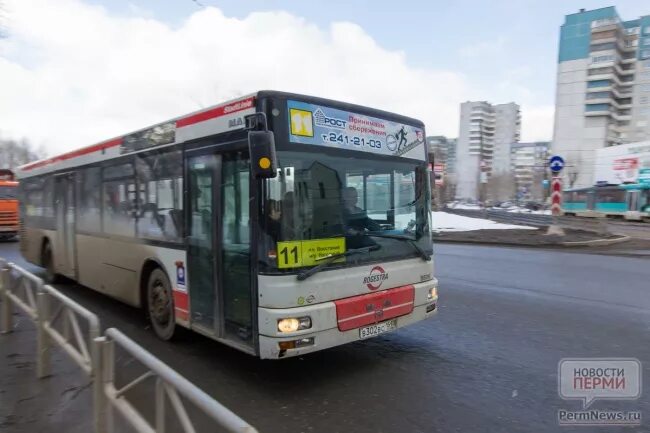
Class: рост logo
313,108,347,129
363,265,388,291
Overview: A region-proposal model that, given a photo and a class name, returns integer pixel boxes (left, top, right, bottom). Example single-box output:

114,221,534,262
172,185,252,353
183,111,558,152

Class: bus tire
146,268,176,341
41,240,59,284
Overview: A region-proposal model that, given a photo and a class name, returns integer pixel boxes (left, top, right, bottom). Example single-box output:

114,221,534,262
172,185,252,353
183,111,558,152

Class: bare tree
566,155,582,189
0,136,47,170
486,171,515,203
0,0,8,39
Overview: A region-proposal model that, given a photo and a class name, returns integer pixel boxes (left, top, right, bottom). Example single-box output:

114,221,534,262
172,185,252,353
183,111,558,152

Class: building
553,7,650,189
455,101,521,200
511,141,551,201
426,135,457,173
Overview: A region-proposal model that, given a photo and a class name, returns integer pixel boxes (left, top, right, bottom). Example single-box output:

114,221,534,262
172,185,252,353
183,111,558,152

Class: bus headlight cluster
427,286,438,301
277,316,312,333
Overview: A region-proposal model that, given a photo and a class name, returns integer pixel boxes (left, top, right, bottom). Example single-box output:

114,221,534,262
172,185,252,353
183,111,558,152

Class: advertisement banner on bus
287,100,426,161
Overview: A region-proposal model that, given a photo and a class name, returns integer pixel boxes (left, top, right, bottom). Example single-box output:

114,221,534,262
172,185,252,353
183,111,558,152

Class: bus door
187,148,254,350
54,172,77,278
626,190,639,212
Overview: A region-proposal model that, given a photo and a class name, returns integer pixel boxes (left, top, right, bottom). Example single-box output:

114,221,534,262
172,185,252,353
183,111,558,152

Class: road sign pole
551,176,562,217
547,155,566,236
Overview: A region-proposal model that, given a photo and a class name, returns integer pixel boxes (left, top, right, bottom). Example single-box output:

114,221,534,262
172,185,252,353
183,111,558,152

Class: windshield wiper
365,232,430,261
296,245,381,281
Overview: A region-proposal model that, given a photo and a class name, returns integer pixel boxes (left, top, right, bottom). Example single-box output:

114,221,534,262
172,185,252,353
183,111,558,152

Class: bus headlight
427,286,438,301
277,317,312,333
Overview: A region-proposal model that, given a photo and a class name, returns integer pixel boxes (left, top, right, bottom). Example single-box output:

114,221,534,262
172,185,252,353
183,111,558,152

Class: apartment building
511,141,550,202
553,7,650,188
455,101,520,200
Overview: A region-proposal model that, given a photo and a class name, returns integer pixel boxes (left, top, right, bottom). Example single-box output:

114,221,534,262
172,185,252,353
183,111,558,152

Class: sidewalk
0,307,93,433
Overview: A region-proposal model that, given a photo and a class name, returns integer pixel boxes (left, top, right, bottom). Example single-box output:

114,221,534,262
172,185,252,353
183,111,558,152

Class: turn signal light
278,337,315,350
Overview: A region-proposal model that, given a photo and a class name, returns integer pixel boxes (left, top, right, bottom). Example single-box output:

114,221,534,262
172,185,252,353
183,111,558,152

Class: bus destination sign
287,100,426,161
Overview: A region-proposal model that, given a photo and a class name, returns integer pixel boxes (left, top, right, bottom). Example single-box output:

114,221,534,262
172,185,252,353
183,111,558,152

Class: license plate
359,319,397,339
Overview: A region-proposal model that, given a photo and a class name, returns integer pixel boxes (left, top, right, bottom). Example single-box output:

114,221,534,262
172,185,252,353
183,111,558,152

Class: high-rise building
511,141,550,202
426,135,457,172
553,7,650,188
447,138,457,175
455,101,521,200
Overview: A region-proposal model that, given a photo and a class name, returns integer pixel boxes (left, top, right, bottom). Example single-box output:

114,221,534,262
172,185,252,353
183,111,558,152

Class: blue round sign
549,155,565,172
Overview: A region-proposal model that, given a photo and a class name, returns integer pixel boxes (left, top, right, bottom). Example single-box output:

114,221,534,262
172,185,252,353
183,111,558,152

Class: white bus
17,91,438,359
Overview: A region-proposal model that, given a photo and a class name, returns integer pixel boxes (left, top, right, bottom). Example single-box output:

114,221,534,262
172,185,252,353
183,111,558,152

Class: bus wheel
41,242,58,284
146,268,176,340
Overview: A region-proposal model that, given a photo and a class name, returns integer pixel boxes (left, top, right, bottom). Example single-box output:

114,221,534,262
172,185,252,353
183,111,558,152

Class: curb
432,235,631,248
561,235,631,247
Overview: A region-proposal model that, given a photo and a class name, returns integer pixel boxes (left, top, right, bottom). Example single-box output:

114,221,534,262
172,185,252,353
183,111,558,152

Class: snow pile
432,211,536,232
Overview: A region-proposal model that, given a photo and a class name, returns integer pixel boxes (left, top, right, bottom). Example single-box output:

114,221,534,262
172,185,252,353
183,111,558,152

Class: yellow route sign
276,237,346,269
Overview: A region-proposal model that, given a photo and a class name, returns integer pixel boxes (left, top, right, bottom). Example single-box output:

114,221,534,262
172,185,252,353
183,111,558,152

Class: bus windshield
260,150,431,273
0,186,17,199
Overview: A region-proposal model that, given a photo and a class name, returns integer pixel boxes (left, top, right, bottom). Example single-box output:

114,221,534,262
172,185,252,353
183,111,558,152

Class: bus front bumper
258,279,438,359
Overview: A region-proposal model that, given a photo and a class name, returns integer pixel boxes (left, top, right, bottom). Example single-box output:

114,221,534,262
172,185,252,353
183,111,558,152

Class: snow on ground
432,211,536,232
447,203,482,210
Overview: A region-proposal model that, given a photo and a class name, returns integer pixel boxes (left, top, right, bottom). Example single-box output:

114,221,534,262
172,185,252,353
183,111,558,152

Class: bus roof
16,91,425,179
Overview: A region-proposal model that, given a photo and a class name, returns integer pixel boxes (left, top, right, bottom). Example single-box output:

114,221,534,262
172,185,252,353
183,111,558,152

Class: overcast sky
1,0,648,155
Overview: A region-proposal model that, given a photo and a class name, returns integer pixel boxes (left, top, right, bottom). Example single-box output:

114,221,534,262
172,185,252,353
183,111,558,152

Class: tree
0,0,7,39
0,136,46,170
486,171,515,203
566,155,582,189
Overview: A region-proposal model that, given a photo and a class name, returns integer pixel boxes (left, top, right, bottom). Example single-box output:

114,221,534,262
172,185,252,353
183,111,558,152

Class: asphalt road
1,241,649,433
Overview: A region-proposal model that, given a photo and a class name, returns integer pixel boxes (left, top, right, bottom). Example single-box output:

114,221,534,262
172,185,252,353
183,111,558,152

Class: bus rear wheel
146,268,176,341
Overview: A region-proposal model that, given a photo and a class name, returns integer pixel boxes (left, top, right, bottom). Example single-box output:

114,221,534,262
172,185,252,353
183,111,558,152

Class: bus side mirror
248,130,278,179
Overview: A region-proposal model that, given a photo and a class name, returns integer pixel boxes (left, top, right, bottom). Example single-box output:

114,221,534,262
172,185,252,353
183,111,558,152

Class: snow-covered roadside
432,211,536,232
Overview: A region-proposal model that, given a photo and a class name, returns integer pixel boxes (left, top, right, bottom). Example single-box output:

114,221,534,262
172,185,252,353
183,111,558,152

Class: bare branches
0,136,47,170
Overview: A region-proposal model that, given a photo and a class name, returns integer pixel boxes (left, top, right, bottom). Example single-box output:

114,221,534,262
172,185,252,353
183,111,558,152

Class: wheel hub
151,280,170,324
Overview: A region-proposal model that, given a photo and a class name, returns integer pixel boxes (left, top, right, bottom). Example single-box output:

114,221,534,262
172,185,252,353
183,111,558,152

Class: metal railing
98,328,258,433
0,259,101,378
442,208,621,235
39,283,101,377
0,259,258,433
1,260,42,325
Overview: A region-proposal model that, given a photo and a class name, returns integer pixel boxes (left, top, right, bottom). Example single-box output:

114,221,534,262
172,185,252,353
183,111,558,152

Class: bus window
641,190,650,212
136,150,183,242
77,167,102,233
366,173,390,221
102,162,136,237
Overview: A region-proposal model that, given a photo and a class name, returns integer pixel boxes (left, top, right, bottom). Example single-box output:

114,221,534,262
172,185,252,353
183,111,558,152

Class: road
1,241,649,433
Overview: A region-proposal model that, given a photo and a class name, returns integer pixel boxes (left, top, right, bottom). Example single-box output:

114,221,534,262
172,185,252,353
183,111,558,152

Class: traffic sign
549,155,565,173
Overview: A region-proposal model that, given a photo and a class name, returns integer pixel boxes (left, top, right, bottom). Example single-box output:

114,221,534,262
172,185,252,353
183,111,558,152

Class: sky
1,0,648,155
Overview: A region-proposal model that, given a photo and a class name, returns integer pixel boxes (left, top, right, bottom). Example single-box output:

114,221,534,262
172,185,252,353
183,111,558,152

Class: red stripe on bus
22,137,123,171
335,285,414,331
173,290,189,322
175,96,255,128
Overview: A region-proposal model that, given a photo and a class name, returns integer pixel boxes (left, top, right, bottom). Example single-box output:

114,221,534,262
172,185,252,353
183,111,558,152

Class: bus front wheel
41,241,59,284
146,268,176,341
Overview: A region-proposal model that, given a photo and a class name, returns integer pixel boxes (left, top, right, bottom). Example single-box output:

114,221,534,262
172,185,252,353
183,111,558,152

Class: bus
16,91,438,359
0,169,19,240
